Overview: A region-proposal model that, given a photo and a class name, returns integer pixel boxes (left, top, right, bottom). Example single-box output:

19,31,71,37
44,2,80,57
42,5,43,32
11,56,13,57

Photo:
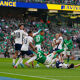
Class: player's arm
70,41,73,49
55,39,62,45
29,42,37,53
11,31,15,36
44,53,47,56
23,31,28,36
62,40,65,48
74,64,80,68
33,29,42,37
52,39,56,47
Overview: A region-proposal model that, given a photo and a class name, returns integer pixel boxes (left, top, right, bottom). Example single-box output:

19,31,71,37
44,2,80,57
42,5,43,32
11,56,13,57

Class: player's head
68,63,74,69
19,24,24,30
28,31,33,37
59,32,62,37
40,30,44,36
56,33,59,39
67,36,71,40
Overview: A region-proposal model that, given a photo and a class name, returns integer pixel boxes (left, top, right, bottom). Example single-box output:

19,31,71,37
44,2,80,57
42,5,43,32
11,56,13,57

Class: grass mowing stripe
0,72,58,80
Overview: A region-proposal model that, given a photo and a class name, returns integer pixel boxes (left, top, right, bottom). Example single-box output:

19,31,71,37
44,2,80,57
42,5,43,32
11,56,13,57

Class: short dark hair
68,63,74,69
18,24,24,28
28,31,32,34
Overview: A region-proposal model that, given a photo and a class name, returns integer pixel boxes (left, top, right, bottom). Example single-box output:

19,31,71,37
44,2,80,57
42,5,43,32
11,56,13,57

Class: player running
11,24,28,66
14,31,37,68
34,30,44,67
25,49,64,68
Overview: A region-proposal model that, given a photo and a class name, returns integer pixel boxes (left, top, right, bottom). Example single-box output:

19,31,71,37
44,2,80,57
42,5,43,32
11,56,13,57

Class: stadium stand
0,15,80,58
0,0,80,59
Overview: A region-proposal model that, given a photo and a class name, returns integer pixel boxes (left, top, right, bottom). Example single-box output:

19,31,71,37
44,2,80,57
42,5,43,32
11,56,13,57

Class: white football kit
53,38,59,50
21,36,33,51
58,36,63,49
11,29,28,44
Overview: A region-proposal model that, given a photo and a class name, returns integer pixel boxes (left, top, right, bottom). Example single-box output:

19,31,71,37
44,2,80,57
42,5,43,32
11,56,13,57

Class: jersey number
23,38,27,44
15,32,20,38
37,52,42,60
36,36,40,42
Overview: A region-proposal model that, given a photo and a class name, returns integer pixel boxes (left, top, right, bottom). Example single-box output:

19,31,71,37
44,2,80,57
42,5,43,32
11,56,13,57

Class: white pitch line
0,72,58,80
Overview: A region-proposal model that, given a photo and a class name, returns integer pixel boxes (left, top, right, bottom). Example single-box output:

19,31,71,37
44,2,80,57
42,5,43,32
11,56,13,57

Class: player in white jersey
58,33,63,50
52,34,60,52
52,33,63,63
58,33,64,63
11,24,28,66
14,31,37,68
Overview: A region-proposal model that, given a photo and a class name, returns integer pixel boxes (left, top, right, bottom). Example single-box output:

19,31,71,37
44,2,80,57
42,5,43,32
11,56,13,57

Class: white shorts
36,44,41,51
44,53,54,65
63,50,70,56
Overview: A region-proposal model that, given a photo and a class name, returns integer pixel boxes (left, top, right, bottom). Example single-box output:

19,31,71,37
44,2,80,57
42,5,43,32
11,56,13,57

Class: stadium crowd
2,0,80,5
0,16,80,58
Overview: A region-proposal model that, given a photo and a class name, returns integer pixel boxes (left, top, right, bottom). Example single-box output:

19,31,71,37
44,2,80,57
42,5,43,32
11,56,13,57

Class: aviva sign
0,1,16,7
47,4,80,11
61,5,80,11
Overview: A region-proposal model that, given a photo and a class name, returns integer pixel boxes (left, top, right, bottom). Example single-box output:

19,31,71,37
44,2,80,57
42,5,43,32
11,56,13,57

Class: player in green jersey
62,36,73,63
34,30,44,67
25,49,64,68
34,30,44,50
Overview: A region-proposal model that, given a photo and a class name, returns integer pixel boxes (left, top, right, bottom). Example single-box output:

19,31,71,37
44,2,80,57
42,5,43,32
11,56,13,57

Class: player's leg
59,52,64,63
26,50,35,68
59,48,67,63
25,55,37,67
13,44,17,65
36,45,41,67
45,49,64,68
45,58,56,68
45,49,64,65
13,44,22,66
14,57,23,68
44,52,57,66
66,51,70,63
13,50,18,66
14,51,25,68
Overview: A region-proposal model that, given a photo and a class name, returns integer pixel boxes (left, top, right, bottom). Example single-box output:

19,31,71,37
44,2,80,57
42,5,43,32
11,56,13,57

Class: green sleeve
53,54,58,58
69,40,73,50
56,49,64,54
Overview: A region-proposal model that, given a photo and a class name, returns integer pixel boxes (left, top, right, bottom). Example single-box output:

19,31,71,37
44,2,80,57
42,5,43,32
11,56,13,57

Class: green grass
0,58,80,80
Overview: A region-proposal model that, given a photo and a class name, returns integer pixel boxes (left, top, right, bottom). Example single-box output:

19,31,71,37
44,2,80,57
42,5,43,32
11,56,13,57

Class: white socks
27,56,37,63
20,59,23,64
15,58,23,67
13,59,16,64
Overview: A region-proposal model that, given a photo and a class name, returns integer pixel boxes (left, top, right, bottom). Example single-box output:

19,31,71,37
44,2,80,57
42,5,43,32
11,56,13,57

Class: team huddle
11,24,80,69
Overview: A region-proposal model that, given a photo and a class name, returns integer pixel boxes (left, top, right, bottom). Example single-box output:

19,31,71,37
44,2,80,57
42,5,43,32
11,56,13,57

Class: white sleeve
28,37,33,43
23,31,28,36
11,31,15,36
53,39,55,43
33,32,39,37
59,37,63,40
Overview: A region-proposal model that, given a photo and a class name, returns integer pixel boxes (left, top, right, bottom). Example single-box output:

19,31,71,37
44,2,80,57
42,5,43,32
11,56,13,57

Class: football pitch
0,58,80,80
